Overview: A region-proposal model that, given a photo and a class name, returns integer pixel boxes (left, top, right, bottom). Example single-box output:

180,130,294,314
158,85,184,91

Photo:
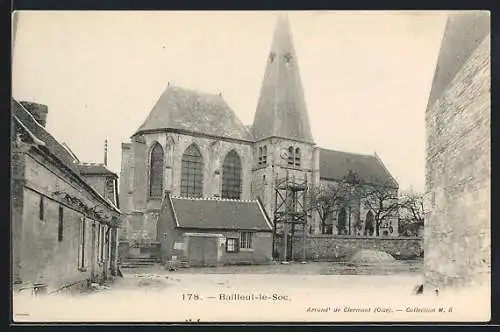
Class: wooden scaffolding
272,171,308,262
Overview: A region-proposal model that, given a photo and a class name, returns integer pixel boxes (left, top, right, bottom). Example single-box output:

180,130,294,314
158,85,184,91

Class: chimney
104,139,108,166
20,101,48,127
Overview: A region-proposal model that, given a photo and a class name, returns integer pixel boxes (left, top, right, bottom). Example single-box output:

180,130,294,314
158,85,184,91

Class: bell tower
251,13,317,235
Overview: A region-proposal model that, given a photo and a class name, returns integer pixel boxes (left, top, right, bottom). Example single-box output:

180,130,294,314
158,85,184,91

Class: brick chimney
20,101,48,127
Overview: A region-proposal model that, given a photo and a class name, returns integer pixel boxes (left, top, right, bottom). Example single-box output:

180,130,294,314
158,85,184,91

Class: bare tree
359,181,399,236
399,189,426,236
308,171,363,235
308,182,348,234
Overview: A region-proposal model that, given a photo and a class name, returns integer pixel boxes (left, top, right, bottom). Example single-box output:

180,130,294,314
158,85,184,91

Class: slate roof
319,148,398,188
167,196,273,231
78,163,118,178
135,85,253,141
252,14,314,143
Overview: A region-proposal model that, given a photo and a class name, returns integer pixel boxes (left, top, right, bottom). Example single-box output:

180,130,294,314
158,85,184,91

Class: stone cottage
158,193,273,267
11,99,121,293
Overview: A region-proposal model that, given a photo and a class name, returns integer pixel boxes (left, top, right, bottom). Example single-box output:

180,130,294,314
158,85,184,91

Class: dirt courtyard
12,260,490,323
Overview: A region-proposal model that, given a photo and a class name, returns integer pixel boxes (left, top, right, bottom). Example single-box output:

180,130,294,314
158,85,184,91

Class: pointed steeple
252,13,314,144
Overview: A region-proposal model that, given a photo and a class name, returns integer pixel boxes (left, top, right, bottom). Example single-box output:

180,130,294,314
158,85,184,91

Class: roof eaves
373,152,399,188
256,197,273,230
169,194,180,227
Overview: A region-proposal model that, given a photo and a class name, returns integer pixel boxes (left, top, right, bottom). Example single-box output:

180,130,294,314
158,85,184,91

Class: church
119,14,399,264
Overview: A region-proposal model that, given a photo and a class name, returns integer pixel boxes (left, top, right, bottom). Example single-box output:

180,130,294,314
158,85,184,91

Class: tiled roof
78,163,117,178
168,196,272,231
319,148,398,188
135,85,253,141
252,14,314,143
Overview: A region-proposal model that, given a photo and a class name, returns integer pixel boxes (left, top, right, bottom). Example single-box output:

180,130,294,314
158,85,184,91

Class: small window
240,232,253,249
226,238,239,253
39,196,44,220
58,206,64,242
258,147,262,166
288,146,294,165
262,146,267,165
322,224,333,235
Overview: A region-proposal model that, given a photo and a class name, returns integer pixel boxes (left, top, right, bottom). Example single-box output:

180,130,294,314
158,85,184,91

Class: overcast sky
12,11,448,192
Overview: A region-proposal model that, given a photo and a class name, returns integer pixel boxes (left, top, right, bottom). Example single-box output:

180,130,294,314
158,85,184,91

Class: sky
12,11,448,192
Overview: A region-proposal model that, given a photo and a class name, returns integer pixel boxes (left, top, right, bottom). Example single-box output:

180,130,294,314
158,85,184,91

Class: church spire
252,13,314,144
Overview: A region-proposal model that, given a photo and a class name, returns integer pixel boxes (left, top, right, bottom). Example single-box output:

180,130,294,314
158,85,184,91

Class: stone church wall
119,131,254,243
425,16,490,291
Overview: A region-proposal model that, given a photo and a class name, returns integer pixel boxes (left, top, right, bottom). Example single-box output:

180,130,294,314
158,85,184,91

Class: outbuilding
158,193,273,267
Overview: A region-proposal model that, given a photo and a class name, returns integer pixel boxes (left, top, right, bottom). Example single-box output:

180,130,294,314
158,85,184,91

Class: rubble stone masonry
424,14,490,291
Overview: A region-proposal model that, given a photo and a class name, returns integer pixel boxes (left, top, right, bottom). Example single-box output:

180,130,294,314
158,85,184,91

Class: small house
158,193,273,267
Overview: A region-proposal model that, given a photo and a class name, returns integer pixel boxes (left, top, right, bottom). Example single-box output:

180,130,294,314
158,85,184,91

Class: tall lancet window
262,146,267,165
221,150,242,199
288,146,294,165
181,144,204,198
294,147,301,166
149,143,164,198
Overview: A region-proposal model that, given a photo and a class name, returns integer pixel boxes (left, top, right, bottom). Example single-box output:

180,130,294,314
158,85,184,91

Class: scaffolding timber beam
272,171,308,262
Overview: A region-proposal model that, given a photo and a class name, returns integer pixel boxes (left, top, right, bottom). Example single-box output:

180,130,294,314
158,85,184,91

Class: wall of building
16,150,117,291
425,15,490,291
276,235,423,261
80,174,117,206
120,131,254,242
218,230,273,265
156,199,273,266
119,142,134,215
11,141,27,285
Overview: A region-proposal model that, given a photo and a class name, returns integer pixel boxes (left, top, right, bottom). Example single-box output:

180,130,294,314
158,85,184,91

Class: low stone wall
275,235,423,261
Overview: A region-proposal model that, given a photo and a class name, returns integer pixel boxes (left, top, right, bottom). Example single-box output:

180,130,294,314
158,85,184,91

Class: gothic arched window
149,143,164,198
365,210,375,236
181,144,204,197
295,147,301,166
288,146,294,165
262,146,267,165
337,207,347,235
221,150,242,199
258,147,263,166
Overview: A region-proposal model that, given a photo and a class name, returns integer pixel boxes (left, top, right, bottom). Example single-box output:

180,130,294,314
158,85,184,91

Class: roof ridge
167,84,222,98
170,196,257,203
319,147,375,158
